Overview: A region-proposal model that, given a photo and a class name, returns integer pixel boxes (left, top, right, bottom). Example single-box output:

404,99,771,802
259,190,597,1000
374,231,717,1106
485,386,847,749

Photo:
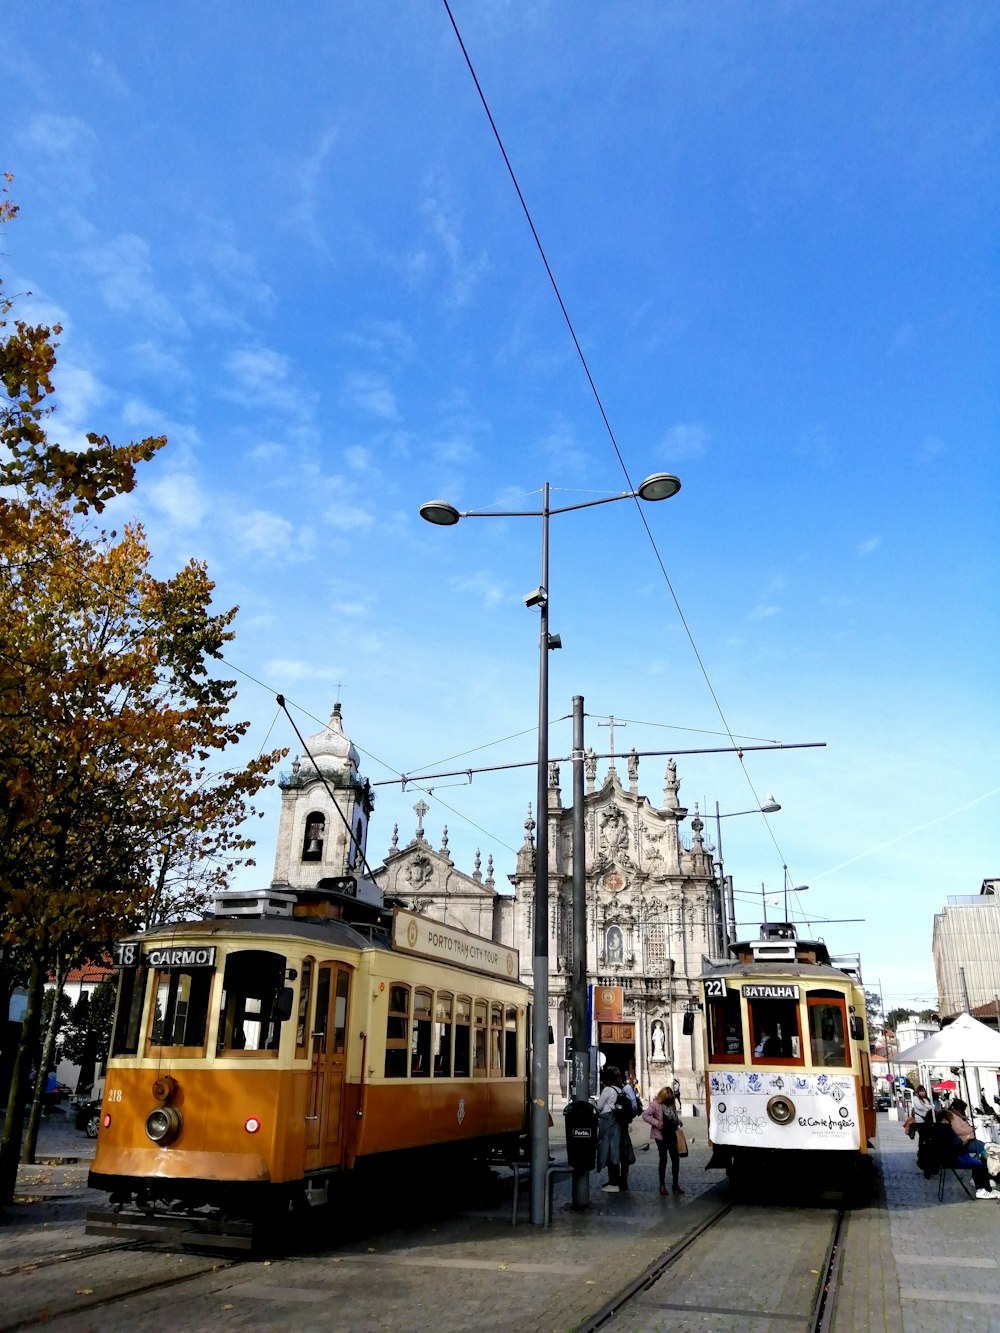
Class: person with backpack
595,1065,623,1191
643,1085,685,1196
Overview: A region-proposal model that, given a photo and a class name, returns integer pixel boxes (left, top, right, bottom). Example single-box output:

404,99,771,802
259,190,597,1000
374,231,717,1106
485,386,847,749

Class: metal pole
570,695,590,1209
530,483,551,1225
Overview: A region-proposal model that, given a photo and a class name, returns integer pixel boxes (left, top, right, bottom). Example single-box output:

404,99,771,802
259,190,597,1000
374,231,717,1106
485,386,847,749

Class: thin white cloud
451,571,508,608
419,181,488,309
264,658,344,683
146,471,210,531
323,501,374,532
86,233,189,337
224,347,315,421
748,603,781,621
343,372,399,422
857,536,881,556
660,422,710,461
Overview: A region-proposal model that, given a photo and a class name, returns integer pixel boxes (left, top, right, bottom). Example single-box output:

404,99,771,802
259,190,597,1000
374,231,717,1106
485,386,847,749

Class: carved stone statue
652,1020,666,1060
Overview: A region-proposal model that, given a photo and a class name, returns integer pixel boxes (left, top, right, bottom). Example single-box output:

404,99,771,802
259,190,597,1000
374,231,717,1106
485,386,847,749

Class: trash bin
564,1099,599,1170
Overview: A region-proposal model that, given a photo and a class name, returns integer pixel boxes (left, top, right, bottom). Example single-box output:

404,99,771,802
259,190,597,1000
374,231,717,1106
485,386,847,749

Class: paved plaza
3,1109,999,1330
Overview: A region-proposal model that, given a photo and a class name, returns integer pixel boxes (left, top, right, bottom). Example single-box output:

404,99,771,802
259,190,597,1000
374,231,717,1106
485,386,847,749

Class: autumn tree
0,182,283,1202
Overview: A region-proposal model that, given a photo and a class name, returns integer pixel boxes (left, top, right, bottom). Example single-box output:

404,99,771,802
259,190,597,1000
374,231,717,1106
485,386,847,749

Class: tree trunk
0,958,44,1208
21,961,67,1165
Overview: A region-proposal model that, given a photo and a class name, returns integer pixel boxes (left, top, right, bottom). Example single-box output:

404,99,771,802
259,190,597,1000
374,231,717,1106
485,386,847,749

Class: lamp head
419,500,461,526
636,472,682,502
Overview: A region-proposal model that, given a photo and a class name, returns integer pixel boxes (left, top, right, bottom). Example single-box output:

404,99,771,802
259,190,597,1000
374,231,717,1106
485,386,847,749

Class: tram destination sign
743,983,799,1000
392,908,519,981
113,941,216,969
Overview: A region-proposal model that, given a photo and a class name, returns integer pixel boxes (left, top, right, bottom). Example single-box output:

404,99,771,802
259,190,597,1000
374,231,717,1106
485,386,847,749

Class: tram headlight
145,1104,183,1145
766,1094,796,1126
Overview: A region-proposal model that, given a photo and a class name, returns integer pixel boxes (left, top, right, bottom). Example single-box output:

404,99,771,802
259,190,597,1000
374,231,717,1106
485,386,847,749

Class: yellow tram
699,923,877,1198
87,881,530,1247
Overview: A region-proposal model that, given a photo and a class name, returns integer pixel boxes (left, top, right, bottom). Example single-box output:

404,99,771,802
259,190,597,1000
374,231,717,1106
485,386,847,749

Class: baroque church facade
270,704,718,1107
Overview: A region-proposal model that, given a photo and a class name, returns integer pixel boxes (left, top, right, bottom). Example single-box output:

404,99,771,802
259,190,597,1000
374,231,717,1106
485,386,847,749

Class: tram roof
703,959,858,984
126,914,391,953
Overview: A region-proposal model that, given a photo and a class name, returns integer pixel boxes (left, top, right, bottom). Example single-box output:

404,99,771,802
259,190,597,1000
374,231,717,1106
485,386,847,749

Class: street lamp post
782,866,808,921
420,473,681,1224
709,797,780,948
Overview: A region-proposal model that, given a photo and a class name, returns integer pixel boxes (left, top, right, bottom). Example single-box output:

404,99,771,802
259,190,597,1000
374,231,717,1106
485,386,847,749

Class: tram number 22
704,979,728,998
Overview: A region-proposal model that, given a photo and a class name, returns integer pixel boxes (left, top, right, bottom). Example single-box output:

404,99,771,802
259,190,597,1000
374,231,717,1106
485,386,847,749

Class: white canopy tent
896,1012,1000,1120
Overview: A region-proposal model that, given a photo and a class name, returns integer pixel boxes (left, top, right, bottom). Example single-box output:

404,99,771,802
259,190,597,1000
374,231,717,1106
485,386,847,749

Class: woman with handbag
642,1085,685,1196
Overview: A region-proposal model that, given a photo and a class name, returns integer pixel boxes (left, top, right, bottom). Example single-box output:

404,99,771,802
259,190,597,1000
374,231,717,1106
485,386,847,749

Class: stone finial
486,854,495,887
390,822,399,850
522,804,535,848
473,848,482,883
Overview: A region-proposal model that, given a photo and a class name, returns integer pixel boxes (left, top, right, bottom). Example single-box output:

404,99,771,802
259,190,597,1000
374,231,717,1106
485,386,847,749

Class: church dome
301,702,360,776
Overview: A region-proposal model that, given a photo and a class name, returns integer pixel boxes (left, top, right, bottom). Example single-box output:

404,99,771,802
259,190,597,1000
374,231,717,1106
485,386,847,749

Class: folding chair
938,1161,975,1201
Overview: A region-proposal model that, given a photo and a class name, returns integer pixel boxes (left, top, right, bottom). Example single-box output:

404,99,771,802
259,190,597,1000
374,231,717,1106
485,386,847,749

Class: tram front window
149,968,212,1050
707,991,744,1062
748,998,802,1063
218,950,289,1053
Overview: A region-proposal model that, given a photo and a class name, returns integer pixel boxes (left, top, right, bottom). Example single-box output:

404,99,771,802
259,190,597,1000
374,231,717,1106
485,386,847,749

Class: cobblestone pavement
3,1110,999,1331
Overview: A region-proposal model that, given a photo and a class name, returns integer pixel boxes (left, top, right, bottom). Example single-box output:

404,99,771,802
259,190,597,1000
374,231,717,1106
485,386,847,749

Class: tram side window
473,999,488,1076
218,950,289,1053
149,967,212,1050
748,998,802,1063
411,989,432,1077
504,1005,519,1077
808,993,849,1068
296,958,314,1056
434,993,453,1076
707,991,744,1062
112,966,147,1056
454,995,472,1077
489,1002,503,1074
384,984,410,1078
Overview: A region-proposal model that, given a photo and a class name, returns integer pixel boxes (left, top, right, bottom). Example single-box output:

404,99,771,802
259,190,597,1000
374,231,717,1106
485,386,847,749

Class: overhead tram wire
441,1,804,885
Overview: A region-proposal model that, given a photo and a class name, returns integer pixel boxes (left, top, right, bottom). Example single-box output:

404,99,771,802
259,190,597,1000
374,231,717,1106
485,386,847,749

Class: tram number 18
704,978,728,998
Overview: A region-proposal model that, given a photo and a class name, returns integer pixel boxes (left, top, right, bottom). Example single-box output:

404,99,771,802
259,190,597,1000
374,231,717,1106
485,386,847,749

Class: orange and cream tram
699,923,876,1198
87,880,530,1248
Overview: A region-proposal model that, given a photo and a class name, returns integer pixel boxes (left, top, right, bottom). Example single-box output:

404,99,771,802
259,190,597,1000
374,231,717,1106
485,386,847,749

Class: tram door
305,963,352,1170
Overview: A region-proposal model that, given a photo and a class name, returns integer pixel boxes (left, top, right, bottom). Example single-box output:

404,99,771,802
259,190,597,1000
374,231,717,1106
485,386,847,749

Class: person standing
911,1084,934,1172
671,1073,682,1116
643,1086,684,1196
595,1066,623,1192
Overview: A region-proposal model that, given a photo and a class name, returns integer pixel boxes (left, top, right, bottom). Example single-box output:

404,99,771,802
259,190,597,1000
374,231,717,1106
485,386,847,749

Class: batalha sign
743,984,799,1000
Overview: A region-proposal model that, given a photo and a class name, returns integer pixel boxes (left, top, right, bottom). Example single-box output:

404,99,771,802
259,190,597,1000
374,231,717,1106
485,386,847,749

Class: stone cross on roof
413,799,429,839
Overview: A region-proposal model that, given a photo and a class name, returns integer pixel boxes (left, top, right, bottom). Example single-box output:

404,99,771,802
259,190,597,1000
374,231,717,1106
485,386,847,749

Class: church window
302,813,325,861
646,923,667,973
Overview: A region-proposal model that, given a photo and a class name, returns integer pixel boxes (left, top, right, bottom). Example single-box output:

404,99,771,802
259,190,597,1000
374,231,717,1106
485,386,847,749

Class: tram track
576,1203,848,1333
0,1240,236,1332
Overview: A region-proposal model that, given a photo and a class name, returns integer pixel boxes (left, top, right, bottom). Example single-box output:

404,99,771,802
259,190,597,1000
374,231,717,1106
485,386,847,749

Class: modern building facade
932,879,1000,1017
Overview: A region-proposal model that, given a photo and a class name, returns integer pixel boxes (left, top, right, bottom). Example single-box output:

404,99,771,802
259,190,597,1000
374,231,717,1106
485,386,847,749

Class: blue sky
5,3,998,1015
